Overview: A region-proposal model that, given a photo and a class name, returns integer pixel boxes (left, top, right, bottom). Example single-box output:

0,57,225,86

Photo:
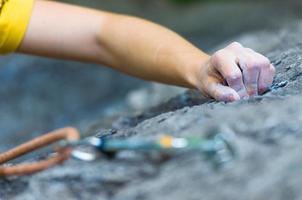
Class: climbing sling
0,127,236,177
0,127,80,176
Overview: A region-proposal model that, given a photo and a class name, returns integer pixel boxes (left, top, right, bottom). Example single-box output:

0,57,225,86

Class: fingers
238,49,274,95
206,77,240,102
211,49,249,99
208,42,275,100
258,64,275,94
238,52,261,96
200,42,275,101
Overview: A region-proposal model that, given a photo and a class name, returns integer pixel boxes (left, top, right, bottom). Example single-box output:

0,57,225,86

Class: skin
18,0,275,102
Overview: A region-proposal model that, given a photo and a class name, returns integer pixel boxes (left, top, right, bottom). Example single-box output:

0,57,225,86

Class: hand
196,42,275,102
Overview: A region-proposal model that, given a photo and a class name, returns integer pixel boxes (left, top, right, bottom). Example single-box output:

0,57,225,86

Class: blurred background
1,0,302,151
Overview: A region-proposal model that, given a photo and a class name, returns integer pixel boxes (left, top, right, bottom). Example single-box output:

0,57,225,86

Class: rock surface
0,55,146,152
2,22,302,200
2,0,301,152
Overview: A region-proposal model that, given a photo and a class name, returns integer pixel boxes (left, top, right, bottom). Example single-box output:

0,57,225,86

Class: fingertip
214,85,240,102
218,93,240,102
270,64,276,75
228,92,240,102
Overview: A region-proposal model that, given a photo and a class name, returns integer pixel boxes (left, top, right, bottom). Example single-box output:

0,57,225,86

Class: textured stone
2,21,302,200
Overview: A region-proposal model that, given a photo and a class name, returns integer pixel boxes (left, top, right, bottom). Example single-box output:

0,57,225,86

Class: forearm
18,1,275,102
97,14,210,88
18,1,209,88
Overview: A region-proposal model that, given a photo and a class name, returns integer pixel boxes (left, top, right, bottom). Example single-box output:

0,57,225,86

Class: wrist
182,53,211,90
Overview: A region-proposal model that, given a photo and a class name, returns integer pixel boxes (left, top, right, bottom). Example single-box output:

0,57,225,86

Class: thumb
206,82,240,102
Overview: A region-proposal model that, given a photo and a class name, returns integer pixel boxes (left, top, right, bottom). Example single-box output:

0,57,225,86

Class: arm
19,0,275,102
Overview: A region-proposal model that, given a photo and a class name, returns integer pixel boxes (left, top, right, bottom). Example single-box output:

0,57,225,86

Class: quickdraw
69,132,237,166
0,127,237,177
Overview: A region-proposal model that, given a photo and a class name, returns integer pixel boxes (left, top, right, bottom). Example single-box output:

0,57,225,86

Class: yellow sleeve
0,0,34,54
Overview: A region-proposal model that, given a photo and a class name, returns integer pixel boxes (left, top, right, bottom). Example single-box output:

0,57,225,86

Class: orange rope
0,127,80,177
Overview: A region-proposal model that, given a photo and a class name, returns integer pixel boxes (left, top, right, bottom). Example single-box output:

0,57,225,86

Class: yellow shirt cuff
0,0,34,54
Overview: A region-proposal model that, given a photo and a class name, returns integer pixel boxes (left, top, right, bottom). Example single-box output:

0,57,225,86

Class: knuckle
259,57,271,68
270,65,276,74
243,51,271,70
229,41,242,49
263,57,271,65
246,57,270,70
226,72,242,83
211,50,226,65
255,53,270,66
244,48,254,53
213,49,226,59
245,61,260,71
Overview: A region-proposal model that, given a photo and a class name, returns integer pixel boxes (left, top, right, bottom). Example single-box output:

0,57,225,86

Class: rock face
2,22,302,200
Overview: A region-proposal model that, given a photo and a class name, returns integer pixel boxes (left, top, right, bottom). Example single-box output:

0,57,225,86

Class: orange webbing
0,127,80,177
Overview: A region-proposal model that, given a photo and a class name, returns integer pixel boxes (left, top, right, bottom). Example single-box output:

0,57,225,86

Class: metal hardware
67,132,237,168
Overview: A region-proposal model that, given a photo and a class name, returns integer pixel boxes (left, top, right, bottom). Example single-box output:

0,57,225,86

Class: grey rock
0,54,150,153
3,21,302,200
